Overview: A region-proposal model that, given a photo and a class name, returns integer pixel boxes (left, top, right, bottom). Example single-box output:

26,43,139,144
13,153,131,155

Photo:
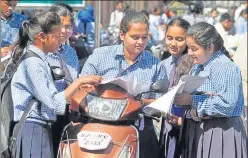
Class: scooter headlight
86,94,127,121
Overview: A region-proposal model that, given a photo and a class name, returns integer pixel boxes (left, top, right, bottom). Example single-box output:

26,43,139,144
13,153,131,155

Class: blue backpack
0,51,41,158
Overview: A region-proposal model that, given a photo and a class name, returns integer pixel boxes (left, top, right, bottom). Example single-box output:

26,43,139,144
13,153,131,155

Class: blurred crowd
1,1,247,59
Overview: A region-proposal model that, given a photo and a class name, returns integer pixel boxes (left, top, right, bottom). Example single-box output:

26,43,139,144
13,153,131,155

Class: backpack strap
1,51,42,100
11,100,39,138
7,51,43,138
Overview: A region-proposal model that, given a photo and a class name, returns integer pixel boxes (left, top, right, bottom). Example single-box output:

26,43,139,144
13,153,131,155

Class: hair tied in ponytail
22,20,30,27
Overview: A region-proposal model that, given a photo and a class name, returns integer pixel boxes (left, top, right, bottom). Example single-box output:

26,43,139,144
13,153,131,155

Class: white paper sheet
143,75,207,115
180,75,208,93
100,74,149,96
143,80,186,115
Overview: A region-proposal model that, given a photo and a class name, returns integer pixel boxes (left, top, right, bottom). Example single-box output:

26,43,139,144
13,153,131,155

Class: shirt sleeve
191,65,244,117
79,49,99,76
24,58,67,115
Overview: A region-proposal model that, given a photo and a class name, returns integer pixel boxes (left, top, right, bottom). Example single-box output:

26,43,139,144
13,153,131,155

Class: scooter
57,80,167,158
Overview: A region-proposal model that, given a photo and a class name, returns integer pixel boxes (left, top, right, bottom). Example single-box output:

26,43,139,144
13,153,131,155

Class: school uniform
11,45,67,158
47,44,79,156
80,44,168,158
181,51,247,158
47,44,80,90
159,54,187,158
1,12,26,47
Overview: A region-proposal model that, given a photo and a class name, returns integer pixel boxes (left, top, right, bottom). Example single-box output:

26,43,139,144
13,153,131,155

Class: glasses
61,25,73,32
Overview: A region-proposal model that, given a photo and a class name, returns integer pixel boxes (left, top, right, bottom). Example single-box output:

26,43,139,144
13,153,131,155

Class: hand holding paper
143,75,207,115
174,93,192,106
180,75,208,93
142,80,186,116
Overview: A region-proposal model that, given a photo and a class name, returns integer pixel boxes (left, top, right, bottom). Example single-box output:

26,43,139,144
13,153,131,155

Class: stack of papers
143,75,207,115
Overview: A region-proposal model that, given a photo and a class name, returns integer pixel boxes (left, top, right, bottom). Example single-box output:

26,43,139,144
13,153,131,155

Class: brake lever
142,113,160,122
135,90,157,101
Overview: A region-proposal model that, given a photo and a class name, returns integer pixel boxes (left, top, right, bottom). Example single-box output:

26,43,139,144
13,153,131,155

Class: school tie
191,64,204,76
168,60,177,88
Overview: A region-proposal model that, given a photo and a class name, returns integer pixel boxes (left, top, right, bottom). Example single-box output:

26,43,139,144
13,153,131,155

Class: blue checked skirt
15,121,54,158
181,117,247,158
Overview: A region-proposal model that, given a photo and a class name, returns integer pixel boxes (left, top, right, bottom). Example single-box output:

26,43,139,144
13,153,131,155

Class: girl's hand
165,113,182,126
174,93,192,106
78,75,102,85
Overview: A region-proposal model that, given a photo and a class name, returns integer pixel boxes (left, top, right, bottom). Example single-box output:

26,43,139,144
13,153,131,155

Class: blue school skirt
15,120,54,158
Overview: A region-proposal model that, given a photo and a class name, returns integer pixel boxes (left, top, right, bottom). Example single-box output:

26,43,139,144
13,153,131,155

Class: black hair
219,13,234,22
114,11,149,44
188,1,204,14
49,3,74,23
241,8,248,15
116,1,123,5
186,22,232,60
141,10,149,19
211,8,218,13
166,18,190,55
153,7,158,13
12,11,61,63
120,11,149,34
174,54,194,85
231,6,237,10
53,2,73,13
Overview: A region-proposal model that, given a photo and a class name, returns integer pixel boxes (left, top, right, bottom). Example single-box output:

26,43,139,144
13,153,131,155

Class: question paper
143,75,207,115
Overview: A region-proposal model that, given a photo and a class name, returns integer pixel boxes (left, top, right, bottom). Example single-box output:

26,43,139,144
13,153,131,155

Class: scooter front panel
59,123,139,158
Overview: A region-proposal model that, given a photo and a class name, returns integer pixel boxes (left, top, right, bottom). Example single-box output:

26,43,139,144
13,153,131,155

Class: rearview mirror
151,79,169,93
135,79,169,101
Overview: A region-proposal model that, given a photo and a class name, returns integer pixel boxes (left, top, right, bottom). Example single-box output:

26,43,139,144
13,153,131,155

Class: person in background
22,9,36,20
235,8,247,35
231,6,237,18
206,8,218,25
182,1,205,26
234,1,247,21
48,3,80,155
229,6,238,35
166,9,178,24
75,5,95,55
214,13,236,57
149,6,162,27
53,2,78,39
1,0,26,57
141,10,159,51
175,22,247,158
109,1,124,27
159,18,193,158
80,11,168,158
11,11,102,158
149,7,166,42
161,6,169,25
